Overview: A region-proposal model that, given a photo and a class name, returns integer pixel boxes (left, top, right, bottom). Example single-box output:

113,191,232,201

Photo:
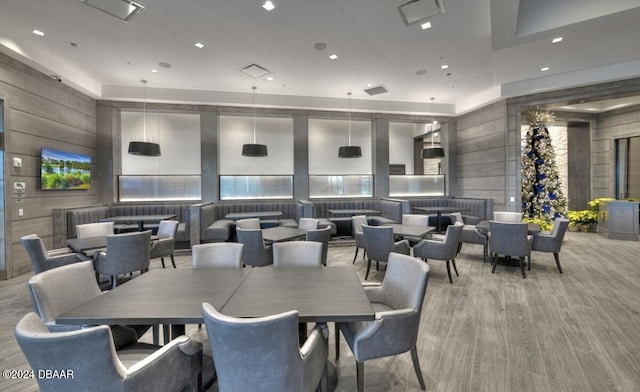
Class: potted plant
566,210,598,232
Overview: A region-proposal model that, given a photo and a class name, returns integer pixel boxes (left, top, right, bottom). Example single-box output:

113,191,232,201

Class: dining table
475,220,541,235
383,223,435,239
225,211,283,220
261,226,307,242
99,214,177,231
327,209,381,216
412,206,467,233
67,234,159,256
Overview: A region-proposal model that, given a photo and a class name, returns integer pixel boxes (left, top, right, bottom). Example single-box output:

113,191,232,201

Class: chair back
28,260,102,325
192,243,244,268
14,312,125,392
202,304,308,392
96,231,152,276
273,242,322,267
362,225,395,262
156,220,179,239
298,218,319,231
21,234,49,274
76,222,115,238
493,211,523,222
236,228,273,266
402,214,429,226
489,221,531,257
532,218,569,252
352,215,368,235
305,226,331,265
236,218,261,230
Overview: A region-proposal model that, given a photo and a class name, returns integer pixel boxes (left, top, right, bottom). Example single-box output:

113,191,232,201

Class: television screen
41,148,92,190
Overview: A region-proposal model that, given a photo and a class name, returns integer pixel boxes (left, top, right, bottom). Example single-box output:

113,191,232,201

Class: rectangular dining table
225,211,283,220
67,234,159,256
412,206,466,233
383,223,435,239
261,226,307,242
99,214,177,231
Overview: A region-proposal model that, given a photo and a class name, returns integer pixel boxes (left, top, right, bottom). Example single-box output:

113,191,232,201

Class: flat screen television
41,148,92,190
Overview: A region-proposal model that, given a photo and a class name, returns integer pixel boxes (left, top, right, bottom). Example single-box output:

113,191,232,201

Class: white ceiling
1,0,640,115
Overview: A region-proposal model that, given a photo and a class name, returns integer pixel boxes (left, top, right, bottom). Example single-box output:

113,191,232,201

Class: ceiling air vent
395,0,446,27
364,85,390,96
239,63,272,79
77,0,145,23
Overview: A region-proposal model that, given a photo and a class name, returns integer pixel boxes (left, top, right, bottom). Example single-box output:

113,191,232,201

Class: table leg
137,221,145,231
436,212,442,233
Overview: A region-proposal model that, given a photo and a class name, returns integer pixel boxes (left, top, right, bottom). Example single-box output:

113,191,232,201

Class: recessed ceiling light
329,54,338,60
262,1,275,11
194,42,204,49
421,21,432,30
552,37,563,43
541,66,550,72
366,83,373,87
267,76,274,81
440,64,448,70
151,69,159,73
32,29,44,36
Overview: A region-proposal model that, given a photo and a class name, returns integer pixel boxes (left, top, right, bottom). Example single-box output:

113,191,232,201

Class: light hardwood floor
1,231,639,391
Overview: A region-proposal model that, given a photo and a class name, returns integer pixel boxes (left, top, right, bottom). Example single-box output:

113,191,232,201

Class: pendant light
128,79,161,156
422,97,445,159
242,86,268,157
338,92,362,158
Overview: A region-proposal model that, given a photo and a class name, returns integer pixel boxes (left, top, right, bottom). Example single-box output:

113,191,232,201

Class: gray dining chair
489,221,533,279
413,222,464,284
149,220,179,268
298,217,319,231
401,214,431,244
15,312,204,392
305,226,332,266
352,215,368,264
236,218,261,229
336,252,430,392
192,242,244,268
273,241,323,267
21,234,83,275
361,224,410,280
493,211,523,222
26,260,153,348
531,217,570,273
75,221,115,238
94,230,152,289
451,212,488,262
202,303,328,392
236,228,273,266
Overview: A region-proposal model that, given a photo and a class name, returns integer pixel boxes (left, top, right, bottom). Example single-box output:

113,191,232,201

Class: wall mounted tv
41,148,92,190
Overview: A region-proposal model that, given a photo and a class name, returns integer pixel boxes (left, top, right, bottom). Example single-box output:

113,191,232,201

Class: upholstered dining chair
305,226,332,266
336,252,430,392
21,234,83,275
451,212,488,262
27,260,153,348
192,242,244,268
351,215,368,264
413,222,464,283
488,221,533,279
236,218,261,229
202,303,328,392
361,225,410,280
236,228,273,266
273,241,323,267
149,220,179,268
401,214,431,244
298,217,319,231
15,312,204,392
75,221,115,238
493,211,523,222
532,217,570,273
94,230,152,289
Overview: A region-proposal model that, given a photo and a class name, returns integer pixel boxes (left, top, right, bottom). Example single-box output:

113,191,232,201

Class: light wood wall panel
1,52,97,279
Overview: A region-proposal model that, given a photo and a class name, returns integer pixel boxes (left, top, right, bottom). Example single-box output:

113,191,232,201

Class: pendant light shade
339,92,362,158
128,79,161,156
422,97,444,159
242,86,268,157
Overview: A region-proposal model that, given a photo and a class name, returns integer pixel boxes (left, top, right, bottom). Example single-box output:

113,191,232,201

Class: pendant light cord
252,86,257,144
430,97,435,148
142,79,147,142
347,92,352,145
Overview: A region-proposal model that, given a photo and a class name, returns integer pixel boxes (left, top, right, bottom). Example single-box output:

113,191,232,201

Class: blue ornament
549,192,556,200
543,205,550,213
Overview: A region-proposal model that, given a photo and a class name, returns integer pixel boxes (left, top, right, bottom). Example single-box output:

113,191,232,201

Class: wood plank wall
592,104,640,198
0,52,97,279
455,100,508,211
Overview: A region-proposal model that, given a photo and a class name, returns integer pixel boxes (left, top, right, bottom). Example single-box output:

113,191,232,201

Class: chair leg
356,361,365,392
365,258,372,280
519,257,526,279
160,257,166,268
554,252,563,273
482,244,487,262
152,325,159,345
353,248,359,264
335,325,340,359
451,258,459,276
445,260,453,284
410,346,427,390
528,254,531,271
491,253,497,273
456,242,462,255
170,254,176,268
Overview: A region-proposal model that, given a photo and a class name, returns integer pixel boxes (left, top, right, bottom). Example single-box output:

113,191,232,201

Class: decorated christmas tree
521,110,568,221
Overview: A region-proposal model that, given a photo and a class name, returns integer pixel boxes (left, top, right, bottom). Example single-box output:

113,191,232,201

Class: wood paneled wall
0,52,97,279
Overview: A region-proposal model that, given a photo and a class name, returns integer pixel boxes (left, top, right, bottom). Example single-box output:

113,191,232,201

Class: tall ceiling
1,0,640,115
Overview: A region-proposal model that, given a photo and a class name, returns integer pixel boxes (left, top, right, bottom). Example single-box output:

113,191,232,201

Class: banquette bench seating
53,204,194,249
406,197,493,226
